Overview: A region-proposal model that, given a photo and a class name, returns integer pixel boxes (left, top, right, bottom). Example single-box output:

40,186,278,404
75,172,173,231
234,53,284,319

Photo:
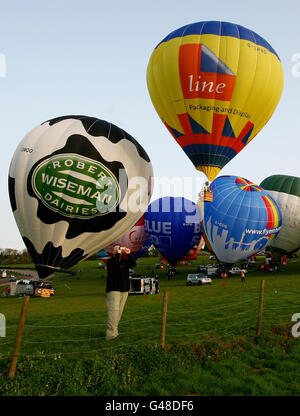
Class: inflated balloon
145,197,202,266
104,215,148,257
8,115,153,278
203,176,282,263
260,175,300,254
181,237,205,260
96,249,110,260
147,21,284,181
134,237,152,260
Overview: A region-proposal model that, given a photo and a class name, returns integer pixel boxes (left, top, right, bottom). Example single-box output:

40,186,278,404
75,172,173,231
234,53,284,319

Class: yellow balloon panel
147,21,284,181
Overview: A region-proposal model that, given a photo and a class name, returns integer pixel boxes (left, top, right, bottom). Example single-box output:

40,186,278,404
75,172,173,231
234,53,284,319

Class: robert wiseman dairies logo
31,154,120,219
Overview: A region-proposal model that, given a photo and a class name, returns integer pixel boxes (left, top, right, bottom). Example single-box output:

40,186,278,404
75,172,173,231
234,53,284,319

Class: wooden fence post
161,291,168,348
256,280,265,337
9,295,30,379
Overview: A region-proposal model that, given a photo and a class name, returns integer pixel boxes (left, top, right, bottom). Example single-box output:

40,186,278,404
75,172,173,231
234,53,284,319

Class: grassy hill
0,255,300,396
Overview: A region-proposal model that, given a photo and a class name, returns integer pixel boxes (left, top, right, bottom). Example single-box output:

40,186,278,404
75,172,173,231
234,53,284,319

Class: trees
0,248,31,265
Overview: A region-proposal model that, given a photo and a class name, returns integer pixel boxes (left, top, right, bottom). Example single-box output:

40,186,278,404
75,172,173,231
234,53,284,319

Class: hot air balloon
104,215,148,257
8,115,153,278
203,176,282,263
181,237,205,261
260,175,300,255
147,21,284,182
96,249,110,260
145,197,202,266
134,237,152,260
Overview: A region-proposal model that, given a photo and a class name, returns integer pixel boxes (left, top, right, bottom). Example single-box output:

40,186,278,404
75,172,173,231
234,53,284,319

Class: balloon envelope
104,215,148,257
8,115,153,278
145,197,202,266
134,237,152,260
203,176,282,263
147,21,284,181
260,175,300,254
96,250,110,260
181,237,205,260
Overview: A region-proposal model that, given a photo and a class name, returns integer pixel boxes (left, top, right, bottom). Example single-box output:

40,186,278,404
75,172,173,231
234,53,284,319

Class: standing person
241,270,246,283
281,254,288,268
105,245,136,340
167,267,172,281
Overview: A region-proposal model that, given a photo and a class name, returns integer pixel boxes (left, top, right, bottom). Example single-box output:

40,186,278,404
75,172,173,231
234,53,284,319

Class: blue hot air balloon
203,176,282,263
145,197,202,266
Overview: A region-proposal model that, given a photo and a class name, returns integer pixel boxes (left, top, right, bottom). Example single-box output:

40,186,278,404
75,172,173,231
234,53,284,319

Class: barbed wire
1,277,299,363
166,308,256,327
5,310,161,330
166,318,255,339
167,298,256,316
21,323,161,345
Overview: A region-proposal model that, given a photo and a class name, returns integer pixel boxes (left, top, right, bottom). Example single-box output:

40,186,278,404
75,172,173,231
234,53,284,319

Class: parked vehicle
129,275,159,295
187,273,212,285
206,266,218,276
15,279,36,297
228,266,247,275
14,279,54,297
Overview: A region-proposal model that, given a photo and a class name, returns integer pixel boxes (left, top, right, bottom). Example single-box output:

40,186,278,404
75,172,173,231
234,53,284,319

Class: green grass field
0,255,300,396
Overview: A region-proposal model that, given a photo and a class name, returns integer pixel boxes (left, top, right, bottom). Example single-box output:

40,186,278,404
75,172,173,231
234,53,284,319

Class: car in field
206,266,218,276
228,266,247,275
186,273,212,286
98,262,105,269
198,265,208,273
129,275,159,295
155,263,164,269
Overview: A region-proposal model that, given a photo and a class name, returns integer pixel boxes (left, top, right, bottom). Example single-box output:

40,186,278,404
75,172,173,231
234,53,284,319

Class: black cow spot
23,237,87,278
42,115,150,162
8,176,17,212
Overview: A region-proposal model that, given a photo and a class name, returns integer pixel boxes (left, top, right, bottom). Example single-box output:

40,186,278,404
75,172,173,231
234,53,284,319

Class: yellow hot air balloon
147,21,284,182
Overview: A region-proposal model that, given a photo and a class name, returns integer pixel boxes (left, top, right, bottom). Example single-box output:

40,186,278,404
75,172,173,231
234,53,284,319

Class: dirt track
0,269,40,287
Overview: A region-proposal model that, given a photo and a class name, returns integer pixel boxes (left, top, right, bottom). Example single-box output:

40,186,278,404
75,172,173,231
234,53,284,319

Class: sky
0,0,300,250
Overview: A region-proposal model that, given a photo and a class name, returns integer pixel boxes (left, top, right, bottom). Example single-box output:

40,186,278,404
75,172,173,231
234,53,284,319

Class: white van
129,276,159,295
206,267,218,276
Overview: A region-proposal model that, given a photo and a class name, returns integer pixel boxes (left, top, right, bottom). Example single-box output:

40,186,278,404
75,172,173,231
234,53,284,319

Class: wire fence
1,281,299,367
